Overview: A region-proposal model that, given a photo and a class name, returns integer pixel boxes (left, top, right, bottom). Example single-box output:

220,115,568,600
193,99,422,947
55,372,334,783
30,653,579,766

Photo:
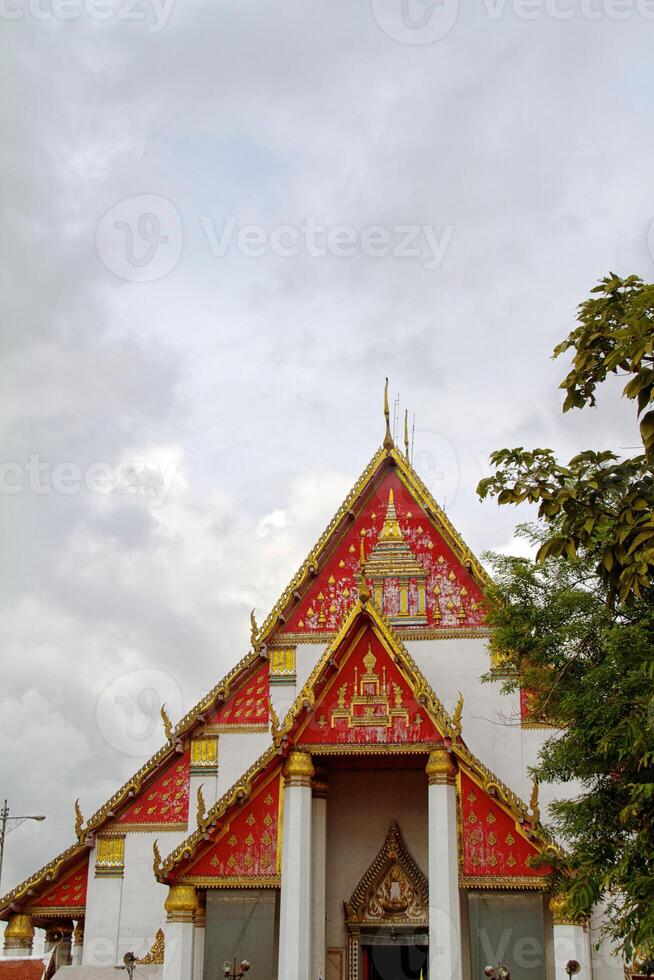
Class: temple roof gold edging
256,444,491,647
156,745,280,880
0,841,87,920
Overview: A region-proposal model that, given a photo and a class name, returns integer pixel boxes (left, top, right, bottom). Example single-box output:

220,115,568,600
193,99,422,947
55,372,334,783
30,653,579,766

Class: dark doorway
365,943,429,979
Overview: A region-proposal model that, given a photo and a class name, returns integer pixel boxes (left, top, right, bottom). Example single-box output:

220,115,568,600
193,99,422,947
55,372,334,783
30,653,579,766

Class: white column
3,914,34,956
163,885,199,980
550,898,593,980
278,750,314,980
193,894,205,980
427,748,462,980
311,769,328,980
72,922,84,965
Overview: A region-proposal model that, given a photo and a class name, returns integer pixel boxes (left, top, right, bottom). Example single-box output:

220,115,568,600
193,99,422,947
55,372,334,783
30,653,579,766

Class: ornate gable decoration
261,447,489,643
113,751,190,831
459,770,552,889
281,602,458,752
25,854,89,918
201,661,269,731
345,821,428,929
178,766,282,886
298,624,441,749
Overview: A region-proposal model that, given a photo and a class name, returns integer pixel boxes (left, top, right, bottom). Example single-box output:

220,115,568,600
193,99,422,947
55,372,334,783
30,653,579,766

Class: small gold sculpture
529,779,540,824
74,799,84,838
136,928,164,965
250,609,259,648
452,692,464,735
152,839,162,876
160,703,174,741
268,696,281,744
196,784,206,827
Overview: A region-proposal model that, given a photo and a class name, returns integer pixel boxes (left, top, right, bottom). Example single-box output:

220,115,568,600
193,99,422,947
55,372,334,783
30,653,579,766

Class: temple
0,391,625,980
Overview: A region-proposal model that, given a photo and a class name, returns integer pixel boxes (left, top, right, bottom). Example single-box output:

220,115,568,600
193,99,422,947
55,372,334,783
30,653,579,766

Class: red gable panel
115,751,190,828
282,470,486,636
181,768,282,882
29,855,88,913
460,770,548,882
204,661,270,729
298,623,442,748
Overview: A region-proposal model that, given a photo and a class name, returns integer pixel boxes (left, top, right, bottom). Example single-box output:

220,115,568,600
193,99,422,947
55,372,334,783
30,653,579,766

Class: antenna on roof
404,410,410,461
383,378,394,450
411,413,416,465
392,392,400,442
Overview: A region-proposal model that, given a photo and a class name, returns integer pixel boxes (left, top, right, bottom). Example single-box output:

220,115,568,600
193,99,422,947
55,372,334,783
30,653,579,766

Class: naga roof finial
383,377,394,450
196,784,206,827
152,839,162,876
250,608,259,649
160,703,174,741
452,692,464,735
529,779,540,824
74,799,84,839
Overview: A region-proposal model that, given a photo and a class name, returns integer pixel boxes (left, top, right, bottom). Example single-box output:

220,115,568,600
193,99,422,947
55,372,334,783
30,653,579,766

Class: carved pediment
345,821,428,928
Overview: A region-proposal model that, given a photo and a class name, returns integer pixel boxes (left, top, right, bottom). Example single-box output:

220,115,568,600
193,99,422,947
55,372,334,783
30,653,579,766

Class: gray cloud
1,0,652,891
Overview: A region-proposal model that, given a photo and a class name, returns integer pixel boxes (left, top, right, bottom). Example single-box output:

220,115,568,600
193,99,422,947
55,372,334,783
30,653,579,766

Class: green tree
477,274,654,958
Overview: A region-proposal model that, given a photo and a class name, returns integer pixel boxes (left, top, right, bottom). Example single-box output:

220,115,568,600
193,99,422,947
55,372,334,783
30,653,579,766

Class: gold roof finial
160,703,174,741
74,799,84,839
404,409,410,461
529,779,541,824
196,784,206,827
452,692,464,735
250,608,259,649
357,529,371,604
268,695,281,745
383,377,394,450
152,839,162,876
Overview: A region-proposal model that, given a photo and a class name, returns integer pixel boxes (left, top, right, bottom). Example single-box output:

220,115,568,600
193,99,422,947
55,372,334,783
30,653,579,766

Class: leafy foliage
478,274,654,957
478,275,654,606
485,538,654,957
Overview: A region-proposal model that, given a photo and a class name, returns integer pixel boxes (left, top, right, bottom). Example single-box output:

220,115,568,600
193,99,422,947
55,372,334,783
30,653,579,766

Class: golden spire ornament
268,695,281,744
250,608,259,648
452,692,464,735
383,377,394,450
529,779,541,824
74,799,84,838
160,703,174,741
196,784,206,827
152,839,162,875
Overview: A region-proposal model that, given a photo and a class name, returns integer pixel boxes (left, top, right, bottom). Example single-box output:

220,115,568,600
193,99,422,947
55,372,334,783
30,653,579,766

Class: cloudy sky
1,0,652,891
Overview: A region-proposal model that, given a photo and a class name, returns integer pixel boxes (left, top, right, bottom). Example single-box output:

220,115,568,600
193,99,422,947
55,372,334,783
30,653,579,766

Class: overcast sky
1,0,652,892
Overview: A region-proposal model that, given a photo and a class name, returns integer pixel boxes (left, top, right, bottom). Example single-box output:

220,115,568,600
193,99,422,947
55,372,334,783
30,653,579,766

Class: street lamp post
0,800,46,892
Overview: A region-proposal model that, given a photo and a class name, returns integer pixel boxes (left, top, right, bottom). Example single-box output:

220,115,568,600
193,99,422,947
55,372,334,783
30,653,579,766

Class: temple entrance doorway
361,937,429,979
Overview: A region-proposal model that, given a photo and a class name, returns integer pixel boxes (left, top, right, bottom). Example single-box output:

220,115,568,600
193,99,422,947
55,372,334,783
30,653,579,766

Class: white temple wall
324,767,428,952
83,844,124,966
215,731,270,798
116,832,185,961
408,639,555,807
